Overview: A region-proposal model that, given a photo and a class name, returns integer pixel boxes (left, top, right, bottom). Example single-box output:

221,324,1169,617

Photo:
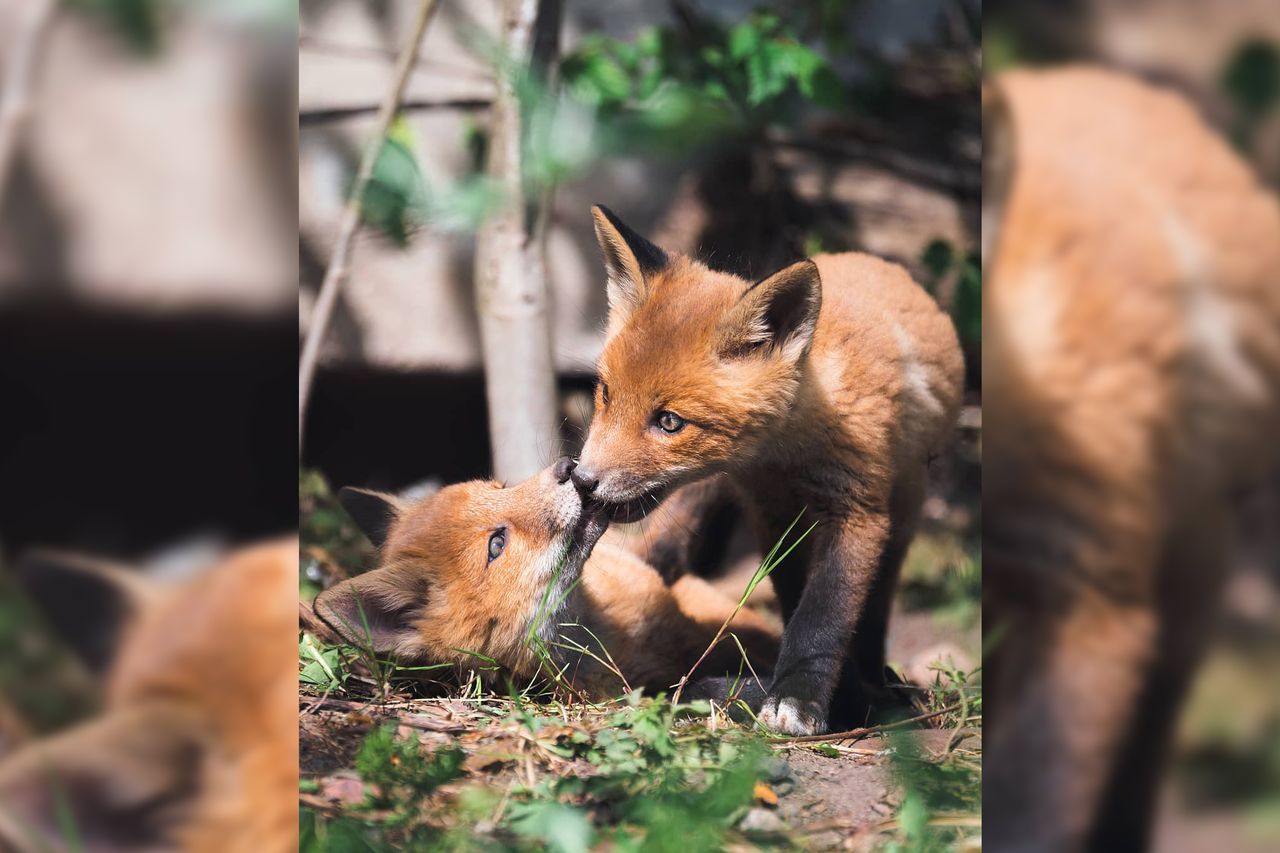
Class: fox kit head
574,205,822,517
0,540,297,853
315,460,608,676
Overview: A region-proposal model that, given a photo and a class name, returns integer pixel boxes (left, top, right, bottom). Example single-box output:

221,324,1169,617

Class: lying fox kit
315,460,779,699
0,540,298,853
984,68,1280,850
572,206,965,734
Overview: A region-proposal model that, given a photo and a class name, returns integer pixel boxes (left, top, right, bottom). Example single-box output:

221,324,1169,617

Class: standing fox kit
573,206,965,734
315,461,780,699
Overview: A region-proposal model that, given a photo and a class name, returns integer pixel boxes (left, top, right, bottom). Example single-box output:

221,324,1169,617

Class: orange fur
0,540,298,853
315,468,779,699
575,206,964,733
984,67,1280,850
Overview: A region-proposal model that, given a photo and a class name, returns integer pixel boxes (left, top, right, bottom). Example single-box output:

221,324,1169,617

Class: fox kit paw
758,695,826,736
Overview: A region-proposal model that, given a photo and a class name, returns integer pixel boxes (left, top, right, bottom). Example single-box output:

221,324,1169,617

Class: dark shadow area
302,367,597,493
0,303,297,560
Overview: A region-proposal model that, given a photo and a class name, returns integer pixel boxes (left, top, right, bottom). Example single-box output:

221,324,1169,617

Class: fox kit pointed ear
0,704,205,852
717,259,822,362
339,487,402,548
591,205,668,324
313,566,429,659
13,550,155,677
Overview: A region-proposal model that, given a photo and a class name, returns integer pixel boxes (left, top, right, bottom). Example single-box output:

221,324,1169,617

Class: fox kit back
0,540,298,853
572,205,964,734
984,67,1280,850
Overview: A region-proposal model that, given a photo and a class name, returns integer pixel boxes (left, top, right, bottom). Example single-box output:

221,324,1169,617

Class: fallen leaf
753,781,779,806
320,776,365,804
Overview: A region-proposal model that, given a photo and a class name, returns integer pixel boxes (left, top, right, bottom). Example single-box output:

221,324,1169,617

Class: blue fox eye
656,411,685,433
487,529,507,562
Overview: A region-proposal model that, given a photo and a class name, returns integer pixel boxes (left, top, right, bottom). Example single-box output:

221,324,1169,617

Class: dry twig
298,0,442,447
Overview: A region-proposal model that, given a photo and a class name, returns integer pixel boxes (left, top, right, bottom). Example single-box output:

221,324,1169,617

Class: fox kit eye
487,529,508,563
599,381,610,406
656,411,685,433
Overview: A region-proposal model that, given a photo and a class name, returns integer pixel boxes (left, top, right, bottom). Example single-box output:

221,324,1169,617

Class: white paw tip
760,697,822,736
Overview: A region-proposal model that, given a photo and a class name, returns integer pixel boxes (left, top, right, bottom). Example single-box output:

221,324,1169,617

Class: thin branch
298,0,443,449
771,701,965,745
298,35,494,83
300,98,492,126
0,0,59,204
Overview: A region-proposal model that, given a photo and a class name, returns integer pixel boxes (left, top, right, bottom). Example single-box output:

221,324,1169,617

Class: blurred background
0,0,295,796
298,0,981,489
985,1,1280,850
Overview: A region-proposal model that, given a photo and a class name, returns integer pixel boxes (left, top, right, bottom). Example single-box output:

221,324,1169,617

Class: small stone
739,807,785,833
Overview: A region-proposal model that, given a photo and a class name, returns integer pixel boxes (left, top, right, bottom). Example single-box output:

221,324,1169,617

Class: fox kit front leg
759,512,889,735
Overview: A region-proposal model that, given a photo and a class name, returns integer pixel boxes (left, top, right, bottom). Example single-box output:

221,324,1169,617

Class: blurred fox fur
0,540,297,853
983,67,1280,851
314,466,780,700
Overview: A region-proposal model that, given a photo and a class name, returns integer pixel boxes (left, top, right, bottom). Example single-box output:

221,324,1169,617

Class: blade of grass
670,510,818,705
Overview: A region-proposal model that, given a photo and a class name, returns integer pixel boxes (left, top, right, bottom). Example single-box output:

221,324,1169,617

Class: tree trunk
474,0,562,483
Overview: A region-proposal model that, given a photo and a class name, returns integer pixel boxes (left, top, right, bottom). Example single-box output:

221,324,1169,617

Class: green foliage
301,698,774,850
0,569,98,734
1222,39,1280,120
920,239,955,286
353,7,850,245
881,728,981,852
560,9,846,134
358,121,429,248
301,730,467,852
299,468,373,598
71,0,163,54
356,725,466,808
299,633,353,691
507,802,594,852
953,256,982,348
918,239,981,348
354,119,505,246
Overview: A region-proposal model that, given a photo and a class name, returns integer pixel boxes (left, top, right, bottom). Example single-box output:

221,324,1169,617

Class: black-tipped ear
312,566,429,658
12,551,153,677
0,704,205,852
590,205,668,324
716,260,822,362
338,487,402,548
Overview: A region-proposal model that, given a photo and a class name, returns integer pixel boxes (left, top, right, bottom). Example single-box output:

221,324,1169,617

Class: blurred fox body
314,467,779,700
984,67,1280,851
0,540,298,853
572,207,964,734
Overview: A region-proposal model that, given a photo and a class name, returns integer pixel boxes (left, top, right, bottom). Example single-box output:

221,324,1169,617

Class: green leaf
728,22,762,61
921,239,955,278
898,790,929,841
805,63,846,109
953,253,982,346
359,131,428,247
510,802,595,853
1222,39,1280,118
564,50,631,107
812,743,841,758
745,41,790,106
73,0,162,54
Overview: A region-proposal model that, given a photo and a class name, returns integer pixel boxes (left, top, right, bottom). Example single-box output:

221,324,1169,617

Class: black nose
552,456,577,484
570,466,599,495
